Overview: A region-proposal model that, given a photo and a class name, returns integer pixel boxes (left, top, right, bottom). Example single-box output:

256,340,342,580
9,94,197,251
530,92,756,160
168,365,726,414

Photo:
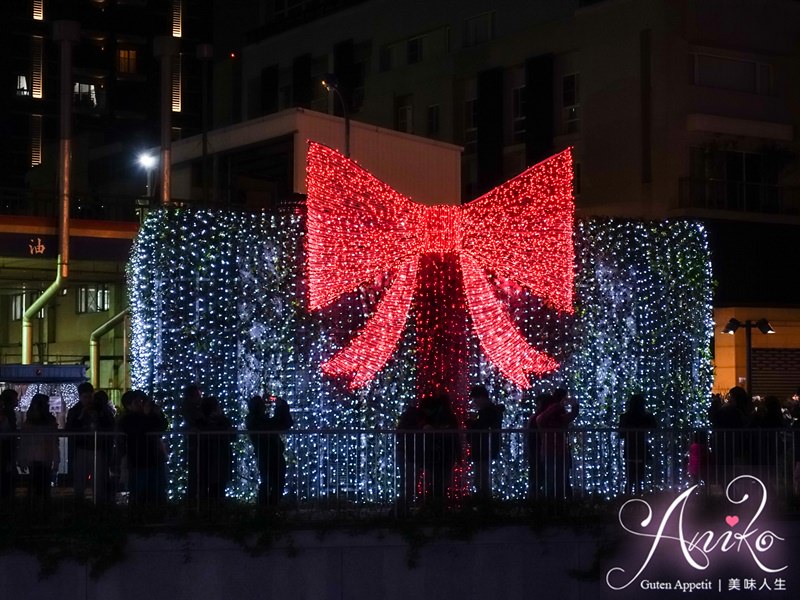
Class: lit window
31,114,42,166
171,0,182,37
32,36,43,98
11,292,44,321
464,13,494,47
512,86,526,144
172,55,182,112
33,0,44,20
77,284,110,314
16,75,29,96
73,83,97,108
562,73,580,134
118,49,137,74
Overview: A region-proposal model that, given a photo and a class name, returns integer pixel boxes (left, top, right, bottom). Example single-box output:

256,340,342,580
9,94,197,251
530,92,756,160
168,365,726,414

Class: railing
0,187,140,221
678,178,800,215
0,429,797,519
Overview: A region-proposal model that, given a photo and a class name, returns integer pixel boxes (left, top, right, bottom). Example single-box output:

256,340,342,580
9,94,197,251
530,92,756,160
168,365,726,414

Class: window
562,73,580,134
16,75,29,96
73,83,97,108
31,36,43,99
427,104,440,136
573,162,581,196
76,284,110,314
171,55,182,112
689,147,781,212
395,95,413,133
33,0,44,20
380,44,400,72
512,86,526,144
11,292,44,321
31,114,42,167
407,37,424,64
171,0,182,38
691,53,772,95
117,49,137,74
464,97,477,151
464,12,494,47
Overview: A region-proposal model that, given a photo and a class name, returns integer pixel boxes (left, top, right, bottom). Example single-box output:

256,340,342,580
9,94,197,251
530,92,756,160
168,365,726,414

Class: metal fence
1,428,798,517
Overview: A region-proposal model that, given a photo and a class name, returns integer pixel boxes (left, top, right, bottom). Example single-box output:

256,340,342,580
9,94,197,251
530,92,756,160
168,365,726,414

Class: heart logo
725,515,739,527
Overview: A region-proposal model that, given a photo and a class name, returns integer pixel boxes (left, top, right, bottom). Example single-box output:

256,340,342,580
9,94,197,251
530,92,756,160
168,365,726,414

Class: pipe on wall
22,21,79,364
89,308,130,389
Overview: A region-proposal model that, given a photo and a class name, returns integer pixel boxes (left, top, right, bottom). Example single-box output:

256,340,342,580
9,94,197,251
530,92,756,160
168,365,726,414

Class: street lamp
720,318,775,397
138,152,157,197
137,153,157,224
321,73,350,158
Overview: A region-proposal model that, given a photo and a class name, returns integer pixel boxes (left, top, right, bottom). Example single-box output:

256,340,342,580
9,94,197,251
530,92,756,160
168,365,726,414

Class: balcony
0,188,140,222
678,178,800,216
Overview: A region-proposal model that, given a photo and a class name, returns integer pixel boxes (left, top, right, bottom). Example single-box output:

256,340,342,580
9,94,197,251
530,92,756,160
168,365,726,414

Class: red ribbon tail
322,259,418,389
460,254,559,389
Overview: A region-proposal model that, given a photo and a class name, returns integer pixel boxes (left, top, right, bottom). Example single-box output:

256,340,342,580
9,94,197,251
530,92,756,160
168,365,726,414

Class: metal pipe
154,36,179,206
22,256,65,364
197,43,213,204
22,22,79,364
89,308,130,388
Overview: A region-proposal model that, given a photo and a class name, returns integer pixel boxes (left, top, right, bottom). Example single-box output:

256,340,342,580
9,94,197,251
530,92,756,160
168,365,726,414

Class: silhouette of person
687,430,709,487
181,384,202,503
19,393,59,501
536,388,579,500
527,393,551,500
0,389,19,502
465,384,504,498
396,402,426,508
618,393,657,495
752,395,787,479
66,382,115,502
196,395,233,504
421,394,459,501
246,395,293,506
709,386,751,477
117,390,168,506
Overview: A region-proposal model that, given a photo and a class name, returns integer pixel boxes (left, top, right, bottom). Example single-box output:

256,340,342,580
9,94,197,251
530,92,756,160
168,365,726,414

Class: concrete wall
3,520,798,600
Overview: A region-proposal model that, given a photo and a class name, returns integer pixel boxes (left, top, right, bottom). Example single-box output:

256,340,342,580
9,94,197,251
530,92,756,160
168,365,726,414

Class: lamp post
322,73,350,158
137,153,157,224
197,43,213,204
721,318,775,398
138,153,157,197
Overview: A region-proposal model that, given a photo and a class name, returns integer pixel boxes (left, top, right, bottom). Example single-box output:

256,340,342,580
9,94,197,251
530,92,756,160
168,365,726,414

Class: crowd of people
0,383,294,507
2,381,799,507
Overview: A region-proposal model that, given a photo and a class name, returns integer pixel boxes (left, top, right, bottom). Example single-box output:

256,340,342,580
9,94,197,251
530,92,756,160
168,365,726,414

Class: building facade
233,0,800,395
0,0,211,391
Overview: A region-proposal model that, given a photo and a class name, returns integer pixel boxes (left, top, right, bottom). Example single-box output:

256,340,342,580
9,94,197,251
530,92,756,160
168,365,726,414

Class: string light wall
128,150,712,502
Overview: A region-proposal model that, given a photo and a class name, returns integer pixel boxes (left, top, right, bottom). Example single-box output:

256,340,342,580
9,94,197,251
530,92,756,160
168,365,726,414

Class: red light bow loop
306,141,575,390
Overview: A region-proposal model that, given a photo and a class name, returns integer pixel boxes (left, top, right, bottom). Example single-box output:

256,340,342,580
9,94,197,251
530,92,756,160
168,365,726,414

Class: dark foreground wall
3,520,798,600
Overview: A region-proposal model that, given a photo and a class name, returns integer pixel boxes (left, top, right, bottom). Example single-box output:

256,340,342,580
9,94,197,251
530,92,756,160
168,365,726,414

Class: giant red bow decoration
306,142,574,389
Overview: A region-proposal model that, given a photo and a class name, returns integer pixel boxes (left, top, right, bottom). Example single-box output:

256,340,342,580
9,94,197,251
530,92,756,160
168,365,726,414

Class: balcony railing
0,187,140,221
1,428,797,520
678,178,800,215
